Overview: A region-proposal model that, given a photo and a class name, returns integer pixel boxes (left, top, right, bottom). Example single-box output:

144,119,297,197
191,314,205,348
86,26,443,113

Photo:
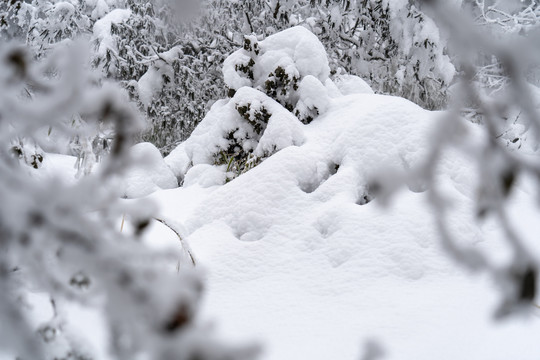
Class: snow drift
161,26,540,360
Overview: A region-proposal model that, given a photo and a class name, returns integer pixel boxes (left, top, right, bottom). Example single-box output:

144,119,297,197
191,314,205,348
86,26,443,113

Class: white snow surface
27,92,540,360
158,92,540,360
333,74,374,95
122,142,178,198
157,28,540,359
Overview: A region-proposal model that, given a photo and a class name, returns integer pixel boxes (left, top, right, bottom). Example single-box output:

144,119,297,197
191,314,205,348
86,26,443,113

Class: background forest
4,0,537,155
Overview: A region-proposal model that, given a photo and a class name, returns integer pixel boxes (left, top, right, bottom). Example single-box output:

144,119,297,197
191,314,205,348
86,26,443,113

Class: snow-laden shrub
167,26,343,183
167,85,305,184
224,26,331,124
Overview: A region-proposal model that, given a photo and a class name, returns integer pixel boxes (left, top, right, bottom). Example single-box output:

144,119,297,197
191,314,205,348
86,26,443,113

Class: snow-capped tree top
223,26,330,92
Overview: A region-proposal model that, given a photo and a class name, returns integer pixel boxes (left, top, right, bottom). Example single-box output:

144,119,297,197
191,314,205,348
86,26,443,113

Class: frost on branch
395,0,540,318
0,43,257,360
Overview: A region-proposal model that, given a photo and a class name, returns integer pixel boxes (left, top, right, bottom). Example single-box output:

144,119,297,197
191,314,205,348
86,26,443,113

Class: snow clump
91,8,131,69
123,142,178,198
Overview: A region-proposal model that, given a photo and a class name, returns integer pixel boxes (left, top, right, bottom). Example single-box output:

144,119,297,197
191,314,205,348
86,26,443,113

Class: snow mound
155,90,539,360
184,93,473,256
183,164,227,188
156,88,540,360
123,142,178,198
334,74,374,95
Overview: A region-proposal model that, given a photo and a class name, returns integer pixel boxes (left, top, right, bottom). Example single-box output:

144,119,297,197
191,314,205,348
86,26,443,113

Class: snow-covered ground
10,25,540,360
151,27,540,359
149,94,540,360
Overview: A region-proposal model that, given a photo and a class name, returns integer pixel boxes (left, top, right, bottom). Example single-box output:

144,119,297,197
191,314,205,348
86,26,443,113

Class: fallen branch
154,217,196,267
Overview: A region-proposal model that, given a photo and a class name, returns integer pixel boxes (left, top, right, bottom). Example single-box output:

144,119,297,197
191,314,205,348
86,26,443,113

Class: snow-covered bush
167,26,339,183
224,27,330,124
167,84,305,184
0,42,257,360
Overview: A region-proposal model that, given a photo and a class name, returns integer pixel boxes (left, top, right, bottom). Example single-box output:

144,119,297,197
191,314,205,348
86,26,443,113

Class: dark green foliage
235,102,271,135
263,66,299,110
235,57,256,80
295,110,314,125
30,153,43,169
213,129,259,180
243,36,260,55
11,145,23,158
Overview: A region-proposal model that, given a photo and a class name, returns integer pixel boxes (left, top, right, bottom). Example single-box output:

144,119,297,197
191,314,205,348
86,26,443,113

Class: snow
294,75,330,118
137,66,163,108
122,142,178,198
137,47,182,108
91,0,111,20
164,141,191,179
223,51,254,90
183,93,440,239
92,8,132,57
52,2,75,18
258,26,330,83
27,90,540,360
333,74,374,95
183,164,227,188
159,91,540,359
23,153,80,185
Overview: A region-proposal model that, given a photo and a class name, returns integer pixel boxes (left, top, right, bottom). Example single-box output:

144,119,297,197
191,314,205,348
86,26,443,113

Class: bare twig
154,217,196,267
